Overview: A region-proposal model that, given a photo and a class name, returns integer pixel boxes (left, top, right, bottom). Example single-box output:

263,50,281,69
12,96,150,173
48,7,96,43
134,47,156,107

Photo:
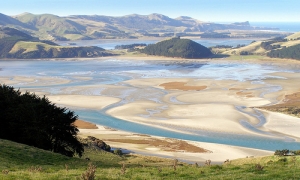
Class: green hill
223,35,300,58
142,38,212,58
0,27,111,59
14,13,88,40
286,31,300,40
0,13,33,29
267,44,300,60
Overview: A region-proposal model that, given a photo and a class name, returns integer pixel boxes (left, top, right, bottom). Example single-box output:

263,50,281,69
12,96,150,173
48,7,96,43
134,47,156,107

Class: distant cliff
142,38,212,58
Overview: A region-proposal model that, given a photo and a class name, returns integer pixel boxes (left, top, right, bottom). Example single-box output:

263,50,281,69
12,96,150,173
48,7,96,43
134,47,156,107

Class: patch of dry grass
9,41,57,54
160,82,207,91
106,138,209,153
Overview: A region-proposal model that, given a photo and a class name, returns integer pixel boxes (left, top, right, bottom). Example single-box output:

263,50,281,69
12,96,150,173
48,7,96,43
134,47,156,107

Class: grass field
9,41,59,54
223,41,267,55
1,138,300,180
286,32,300,40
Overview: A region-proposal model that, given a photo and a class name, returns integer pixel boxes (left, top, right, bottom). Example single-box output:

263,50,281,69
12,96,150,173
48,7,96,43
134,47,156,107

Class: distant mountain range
0,12,283,41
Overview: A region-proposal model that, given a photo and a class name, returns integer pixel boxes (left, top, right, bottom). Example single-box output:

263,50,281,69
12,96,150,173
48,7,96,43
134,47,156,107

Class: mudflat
1,58,300,163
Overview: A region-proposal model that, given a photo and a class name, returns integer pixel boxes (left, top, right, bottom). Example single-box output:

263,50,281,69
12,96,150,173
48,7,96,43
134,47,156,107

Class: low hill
0,26,35,39
142,38,212,58
0,13,32,29
286,31,300,40
0,27,111,59
223,35,300,57
267,44,300,60
14,13,88,40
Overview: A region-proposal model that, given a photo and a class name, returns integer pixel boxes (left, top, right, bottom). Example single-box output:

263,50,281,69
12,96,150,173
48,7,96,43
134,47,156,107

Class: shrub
81,163,96,180
114,148,123,155
274,149,289,156
292,150,300,155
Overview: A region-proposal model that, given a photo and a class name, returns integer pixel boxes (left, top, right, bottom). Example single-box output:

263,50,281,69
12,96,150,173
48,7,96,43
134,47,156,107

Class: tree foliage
267,44,300,60
274,149,290,156
115,43,146,50
0,84,84,157
141,38,212,58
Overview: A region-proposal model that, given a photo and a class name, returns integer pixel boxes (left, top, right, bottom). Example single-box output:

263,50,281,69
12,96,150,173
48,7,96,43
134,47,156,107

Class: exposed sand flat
262,110,300,139
175,89,271,107
47,94,120,110
106,73,300,141
107,101,256,135
265,72,300,94
0,76,70,86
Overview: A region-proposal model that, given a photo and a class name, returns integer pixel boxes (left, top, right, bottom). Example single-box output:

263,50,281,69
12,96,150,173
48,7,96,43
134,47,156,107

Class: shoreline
1,54,300,65
76,120,273,164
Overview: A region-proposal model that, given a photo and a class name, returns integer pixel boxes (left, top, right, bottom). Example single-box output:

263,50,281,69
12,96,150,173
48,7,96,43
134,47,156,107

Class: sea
250,22,300,33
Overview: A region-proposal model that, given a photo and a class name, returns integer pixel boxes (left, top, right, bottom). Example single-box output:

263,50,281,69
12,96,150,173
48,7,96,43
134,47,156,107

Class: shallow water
0,59,299,151
56,39,255,50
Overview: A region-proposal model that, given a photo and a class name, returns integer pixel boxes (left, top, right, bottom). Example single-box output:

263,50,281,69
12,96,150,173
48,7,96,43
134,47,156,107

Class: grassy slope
9,41,59,54
286,32,300,40
1,138,300,179
15,13,86,40
223,41,266,55
223,39,300,56
273,39,300,47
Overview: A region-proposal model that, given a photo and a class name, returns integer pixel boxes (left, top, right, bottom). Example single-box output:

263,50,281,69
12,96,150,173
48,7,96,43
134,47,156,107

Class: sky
1,0,300,22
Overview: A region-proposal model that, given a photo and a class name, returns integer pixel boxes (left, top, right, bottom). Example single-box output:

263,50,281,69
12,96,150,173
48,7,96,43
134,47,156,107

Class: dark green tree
268,44,300,60
0,84,84,157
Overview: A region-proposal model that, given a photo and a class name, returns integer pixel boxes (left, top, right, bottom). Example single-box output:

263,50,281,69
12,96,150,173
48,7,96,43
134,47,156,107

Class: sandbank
106,74,300,141
0,76,70,86
77,122,272,164
47,94,120,110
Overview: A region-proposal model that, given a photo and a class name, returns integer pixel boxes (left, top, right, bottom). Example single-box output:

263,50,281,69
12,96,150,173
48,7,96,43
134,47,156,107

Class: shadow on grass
210,54,230,59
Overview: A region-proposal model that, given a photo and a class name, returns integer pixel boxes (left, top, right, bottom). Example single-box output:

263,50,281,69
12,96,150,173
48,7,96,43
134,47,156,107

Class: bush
274,149,289,156
114,148,123,155
292,150,300,155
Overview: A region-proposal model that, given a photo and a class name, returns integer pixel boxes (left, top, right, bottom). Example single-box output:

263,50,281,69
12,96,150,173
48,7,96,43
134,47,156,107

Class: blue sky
2,0,300,22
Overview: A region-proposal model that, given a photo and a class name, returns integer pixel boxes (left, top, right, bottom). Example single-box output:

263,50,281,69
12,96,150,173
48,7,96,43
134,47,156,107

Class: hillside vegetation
1,138,300,179
222,33,300,60
0,27,112,59
14,13,88,40
286,32,300,40
267,44,300,60
142,38,212,58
